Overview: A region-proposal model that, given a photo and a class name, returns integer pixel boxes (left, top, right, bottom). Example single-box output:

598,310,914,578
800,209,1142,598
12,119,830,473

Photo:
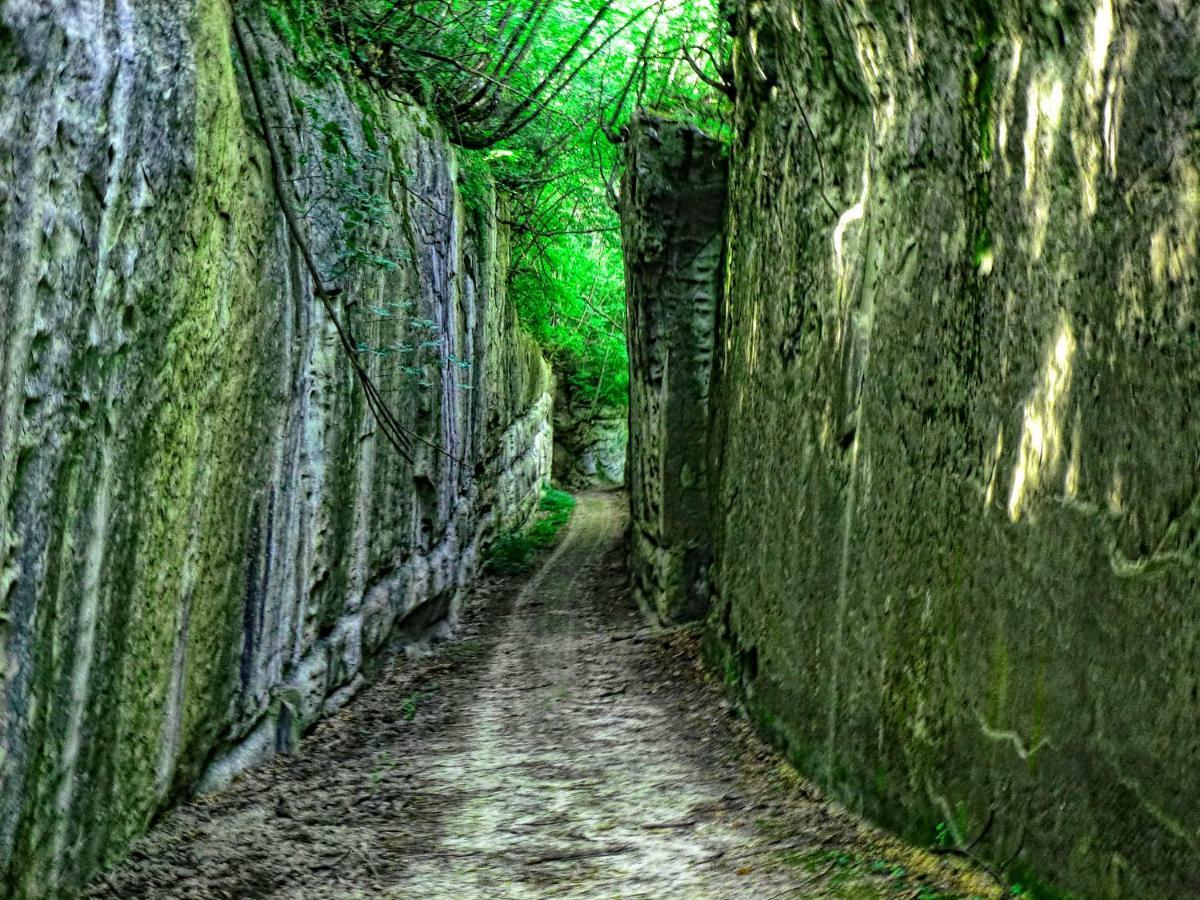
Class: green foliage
449,0,729,406
934,820,954,849
486,534,537,576
458,151,496,219
508,219,629,407
486,485,576,575
260,0,731,407
540,486,576,515
399,688,437,721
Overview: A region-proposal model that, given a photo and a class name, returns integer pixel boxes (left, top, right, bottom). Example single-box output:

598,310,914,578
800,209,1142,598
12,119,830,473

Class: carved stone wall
0,5,551,895
709,2,1200,896
621,116,726,625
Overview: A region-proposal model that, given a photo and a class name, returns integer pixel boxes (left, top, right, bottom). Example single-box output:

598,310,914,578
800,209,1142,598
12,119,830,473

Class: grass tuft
485,486,576,575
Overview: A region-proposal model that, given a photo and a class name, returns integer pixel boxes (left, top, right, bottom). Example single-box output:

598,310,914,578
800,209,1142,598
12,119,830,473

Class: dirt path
90,493,995,899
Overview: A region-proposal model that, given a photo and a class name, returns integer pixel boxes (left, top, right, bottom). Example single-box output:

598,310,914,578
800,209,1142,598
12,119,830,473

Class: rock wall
0,3,551,896
621,116,726,625
709,1,1200,897
551,380,626,490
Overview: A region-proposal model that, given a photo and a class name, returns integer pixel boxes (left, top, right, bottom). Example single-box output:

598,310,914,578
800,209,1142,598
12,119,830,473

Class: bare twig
764,860,837,899
526,845,634,865
640,819,697,831
681,44,735,100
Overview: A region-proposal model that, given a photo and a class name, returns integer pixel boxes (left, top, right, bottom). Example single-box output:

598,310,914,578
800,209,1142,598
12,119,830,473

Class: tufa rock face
552,379,627,490
707,1,1200,897
620,115,727,625
0,2,551,896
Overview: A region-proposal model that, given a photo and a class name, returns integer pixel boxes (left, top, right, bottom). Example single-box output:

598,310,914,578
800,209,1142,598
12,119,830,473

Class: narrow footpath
89,493,994,899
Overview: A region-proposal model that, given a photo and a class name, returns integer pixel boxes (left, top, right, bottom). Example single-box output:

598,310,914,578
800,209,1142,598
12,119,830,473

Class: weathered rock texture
0,3,551,896
621,116,726,625
552,381,627,489
707,1,1200,897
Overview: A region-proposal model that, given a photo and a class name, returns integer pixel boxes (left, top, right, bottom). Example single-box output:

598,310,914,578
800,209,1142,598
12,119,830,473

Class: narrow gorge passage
88,494,991,900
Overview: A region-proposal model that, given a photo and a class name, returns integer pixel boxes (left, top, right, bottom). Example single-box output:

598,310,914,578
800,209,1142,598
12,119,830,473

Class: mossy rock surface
706,2,1200,897
0,3,552,895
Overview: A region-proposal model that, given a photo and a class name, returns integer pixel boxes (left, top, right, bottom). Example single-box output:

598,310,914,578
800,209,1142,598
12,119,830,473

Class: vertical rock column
620,115,727,624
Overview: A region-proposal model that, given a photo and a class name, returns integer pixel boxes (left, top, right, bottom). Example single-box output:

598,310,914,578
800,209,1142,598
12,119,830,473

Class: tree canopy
262,0,731,407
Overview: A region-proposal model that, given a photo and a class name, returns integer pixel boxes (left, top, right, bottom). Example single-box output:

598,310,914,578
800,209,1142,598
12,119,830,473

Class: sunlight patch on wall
1151,225,1171,288
1114,252,1146,344
1148,163,1200,296
905,22,922,71
1022,73,1066,260
722,235,737,364
833,166,868,279
876,95,897,137
1023,74,1063,193
842,8,898,137
1064,407,1083,499
1108,468,1125,515
852,19,886,100
832,153,871,341
1089,0,1115,85
1008,312,1077,521
1103,29,1136,180
743,237,762,379
984,427,1005,509
747,28,769,84
748,297,761,372
997,37,1024,179
828,2,902,352
1074,0,1116,217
